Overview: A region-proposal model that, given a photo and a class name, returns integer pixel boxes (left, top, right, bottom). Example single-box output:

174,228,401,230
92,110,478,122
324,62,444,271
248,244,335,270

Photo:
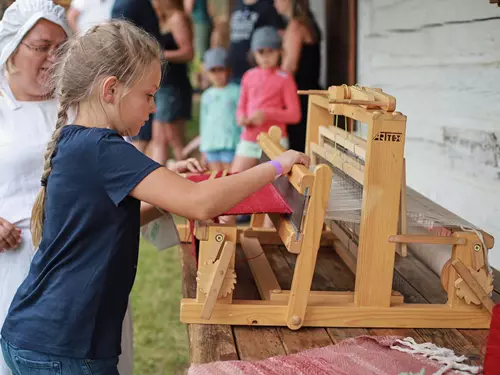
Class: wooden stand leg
285,165,332,330
354,117,406,307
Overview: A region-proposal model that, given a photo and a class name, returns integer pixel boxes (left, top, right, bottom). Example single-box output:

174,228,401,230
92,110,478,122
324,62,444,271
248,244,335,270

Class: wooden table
179,241,499,366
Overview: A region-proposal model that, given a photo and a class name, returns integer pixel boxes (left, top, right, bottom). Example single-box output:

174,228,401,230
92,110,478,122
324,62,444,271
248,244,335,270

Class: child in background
200,47,241,171
231,26,301,174
0,20,308,374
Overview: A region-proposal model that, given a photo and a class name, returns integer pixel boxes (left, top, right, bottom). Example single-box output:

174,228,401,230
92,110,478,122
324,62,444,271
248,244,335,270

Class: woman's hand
274,150,310,175
0,217,21,252
171,158,207,174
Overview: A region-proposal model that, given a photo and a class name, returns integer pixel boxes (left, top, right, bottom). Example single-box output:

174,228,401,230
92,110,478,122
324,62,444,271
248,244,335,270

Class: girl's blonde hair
30,19,162,247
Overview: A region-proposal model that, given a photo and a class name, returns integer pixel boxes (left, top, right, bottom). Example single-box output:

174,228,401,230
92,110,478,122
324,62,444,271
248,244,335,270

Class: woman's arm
131,150,309,221
183,0,194,14
163,12,194,63
281,20,303,75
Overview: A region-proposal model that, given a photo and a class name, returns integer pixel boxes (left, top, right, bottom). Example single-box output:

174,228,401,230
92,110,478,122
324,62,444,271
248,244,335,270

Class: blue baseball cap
203,47,228,71
250,26,281,52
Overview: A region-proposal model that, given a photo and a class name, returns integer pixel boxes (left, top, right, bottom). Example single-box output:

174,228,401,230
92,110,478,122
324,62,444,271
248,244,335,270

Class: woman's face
10,19,67,98
274,0,291,16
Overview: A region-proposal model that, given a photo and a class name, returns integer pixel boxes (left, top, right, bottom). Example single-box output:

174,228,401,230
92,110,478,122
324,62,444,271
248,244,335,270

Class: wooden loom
179,85,495,330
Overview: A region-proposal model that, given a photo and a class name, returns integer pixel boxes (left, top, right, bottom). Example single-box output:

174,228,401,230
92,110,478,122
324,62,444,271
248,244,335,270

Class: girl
149,0,194,165
0,19,308,374
0,3,71,374
274,0,322,152
199,47,241,171
231,25,302,174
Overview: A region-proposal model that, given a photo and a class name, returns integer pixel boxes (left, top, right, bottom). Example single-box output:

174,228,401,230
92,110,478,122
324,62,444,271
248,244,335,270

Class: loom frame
179,85,494,330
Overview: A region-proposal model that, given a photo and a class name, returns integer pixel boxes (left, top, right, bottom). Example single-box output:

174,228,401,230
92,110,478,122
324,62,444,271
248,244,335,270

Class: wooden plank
233,327,287,360
266,246,335,354
231,246,287,360
270,290,404,306
240,235,281,300
179,244,239,364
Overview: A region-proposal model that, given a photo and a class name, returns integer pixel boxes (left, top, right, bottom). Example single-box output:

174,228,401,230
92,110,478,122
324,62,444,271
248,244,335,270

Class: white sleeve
70,0,86,11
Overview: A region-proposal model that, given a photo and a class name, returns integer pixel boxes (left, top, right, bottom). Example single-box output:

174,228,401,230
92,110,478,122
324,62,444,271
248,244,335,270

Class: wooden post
285,165,333,329
354,114,407,307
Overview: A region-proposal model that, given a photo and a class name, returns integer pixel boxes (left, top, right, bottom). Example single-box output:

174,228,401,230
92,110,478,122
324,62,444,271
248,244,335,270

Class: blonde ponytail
31,100,70,247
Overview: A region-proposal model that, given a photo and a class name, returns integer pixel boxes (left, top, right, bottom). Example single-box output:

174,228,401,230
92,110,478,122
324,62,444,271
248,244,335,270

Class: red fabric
186,172,292,215
187,335,468,375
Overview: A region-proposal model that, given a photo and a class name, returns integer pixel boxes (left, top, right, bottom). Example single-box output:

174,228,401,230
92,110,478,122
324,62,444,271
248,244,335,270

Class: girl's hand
248,110,266,126
172,158,207,173
0,217,21,252
274,150,310,175
238,117,251,126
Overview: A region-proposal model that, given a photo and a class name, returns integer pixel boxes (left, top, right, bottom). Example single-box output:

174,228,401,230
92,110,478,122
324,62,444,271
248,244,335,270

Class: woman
150,0,194,165
0,1,134,374
274,0,322,153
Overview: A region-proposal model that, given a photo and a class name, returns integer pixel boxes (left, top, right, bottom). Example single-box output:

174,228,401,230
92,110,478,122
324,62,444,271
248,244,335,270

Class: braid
31,98,70,248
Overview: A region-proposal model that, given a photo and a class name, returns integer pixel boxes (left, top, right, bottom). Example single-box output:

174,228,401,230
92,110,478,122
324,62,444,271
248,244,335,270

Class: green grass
131,98,200,375
131,240,189,375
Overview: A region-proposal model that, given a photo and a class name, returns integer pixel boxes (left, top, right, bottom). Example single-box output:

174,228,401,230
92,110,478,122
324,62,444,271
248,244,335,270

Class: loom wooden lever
452,259,494,315
388,234,467,246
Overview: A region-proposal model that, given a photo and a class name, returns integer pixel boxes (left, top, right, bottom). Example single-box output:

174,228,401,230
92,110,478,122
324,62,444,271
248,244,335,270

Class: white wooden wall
357,0,500,267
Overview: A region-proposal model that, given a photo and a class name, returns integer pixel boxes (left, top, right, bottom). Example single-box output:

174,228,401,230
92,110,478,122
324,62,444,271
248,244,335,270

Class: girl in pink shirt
231,26,301,173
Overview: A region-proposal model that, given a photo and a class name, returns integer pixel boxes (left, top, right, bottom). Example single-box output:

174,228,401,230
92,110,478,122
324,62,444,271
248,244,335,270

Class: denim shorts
235,138,289,159
204,149,235,164
1,337,119,375
154,84,193,123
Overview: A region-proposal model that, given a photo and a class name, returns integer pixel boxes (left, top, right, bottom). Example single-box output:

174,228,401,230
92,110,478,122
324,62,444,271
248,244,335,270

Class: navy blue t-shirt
1,125,161,359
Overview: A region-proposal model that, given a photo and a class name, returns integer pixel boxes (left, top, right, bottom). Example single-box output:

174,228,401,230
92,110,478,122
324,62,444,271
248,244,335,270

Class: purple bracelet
268,160,284,176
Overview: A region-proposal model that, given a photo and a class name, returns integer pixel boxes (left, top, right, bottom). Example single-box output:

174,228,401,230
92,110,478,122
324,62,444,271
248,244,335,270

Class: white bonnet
0,0,72,66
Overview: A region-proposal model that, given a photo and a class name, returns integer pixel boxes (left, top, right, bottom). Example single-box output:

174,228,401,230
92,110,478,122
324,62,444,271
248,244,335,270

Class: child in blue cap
200,47,241,171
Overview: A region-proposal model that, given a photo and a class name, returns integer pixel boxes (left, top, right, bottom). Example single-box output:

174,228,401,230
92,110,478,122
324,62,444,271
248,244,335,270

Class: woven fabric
187,335,468,375
186,172,292,215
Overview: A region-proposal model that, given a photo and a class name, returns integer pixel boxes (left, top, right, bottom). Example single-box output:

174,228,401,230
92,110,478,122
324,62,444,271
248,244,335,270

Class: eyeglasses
20,42,59,55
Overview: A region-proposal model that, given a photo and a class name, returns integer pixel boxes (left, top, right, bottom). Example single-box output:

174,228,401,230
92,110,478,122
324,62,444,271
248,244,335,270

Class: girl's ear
102,76,118,104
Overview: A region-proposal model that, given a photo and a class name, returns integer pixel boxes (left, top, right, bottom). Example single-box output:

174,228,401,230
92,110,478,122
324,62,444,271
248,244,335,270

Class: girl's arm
281,20,303,75
163,12,194,63
130,150,309,221
259,76,301,125
236,76,249,125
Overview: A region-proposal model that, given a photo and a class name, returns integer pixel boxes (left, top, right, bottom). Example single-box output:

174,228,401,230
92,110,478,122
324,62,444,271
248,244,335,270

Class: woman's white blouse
0,74,58,228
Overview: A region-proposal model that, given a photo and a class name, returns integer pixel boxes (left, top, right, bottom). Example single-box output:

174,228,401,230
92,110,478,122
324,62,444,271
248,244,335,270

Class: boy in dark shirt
228,0,284,84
